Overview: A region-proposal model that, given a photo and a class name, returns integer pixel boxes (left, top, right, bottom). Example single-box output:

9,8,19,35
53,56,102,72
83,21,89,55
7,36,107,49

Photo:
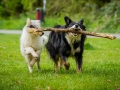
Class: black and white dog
45,16,86,73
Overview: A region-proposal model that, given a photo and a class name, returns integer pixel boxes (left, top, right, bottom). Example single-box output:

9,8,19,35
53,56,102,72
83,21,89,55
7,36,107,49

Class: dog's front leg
75,53,83,73
25,47,38,57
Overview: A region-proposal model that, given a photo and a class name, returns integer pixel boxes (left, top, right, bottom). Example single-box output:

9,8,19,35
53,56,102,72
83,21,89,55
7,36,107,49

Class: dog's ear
64,16,72,25
26,18,31,26
79,19,86,30
79,18,84,25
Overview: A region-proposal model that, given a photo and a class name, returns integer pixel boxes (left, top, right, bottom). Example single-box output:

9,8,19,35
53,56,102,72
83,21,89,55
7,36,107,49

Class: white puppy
20,18,46,73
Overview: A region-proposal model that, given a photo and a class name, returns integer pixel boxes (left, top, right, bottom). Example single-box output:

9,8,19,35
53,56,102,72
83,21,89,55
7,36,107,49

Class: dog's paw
32,53,39,58
64,62,70,70
76,68,82,73
28,65,33,73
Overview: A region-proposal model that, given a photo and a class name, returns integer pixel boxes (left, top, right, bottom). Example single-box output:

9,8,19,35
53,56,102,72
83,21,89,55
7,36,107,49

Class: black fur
45,16,86,73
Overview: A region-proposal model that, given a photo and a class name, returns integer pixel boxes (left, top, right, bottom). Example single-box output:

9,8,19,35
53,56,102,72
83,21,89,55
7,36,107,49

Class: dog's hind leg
54,57,59,74
60,57,70,70
54,61,58,73
60,57,64,69
60,55,70,70
25,55,33,73
30,57,38,67
36,50,41,72
64,59,70,70
36,57,41,72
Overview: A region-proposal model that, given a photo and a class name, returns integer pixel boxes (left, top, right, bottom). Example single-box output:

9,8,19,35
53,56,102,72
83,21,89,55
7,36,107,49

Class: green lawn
0,34,120,90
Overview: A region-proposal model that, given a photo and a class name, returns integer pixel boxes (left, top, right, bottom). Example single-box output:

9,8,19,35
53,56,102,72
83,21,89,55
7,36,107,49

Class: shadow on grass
84,43,95,50
82,66,120,77
38,63,120,76
39,68,76,75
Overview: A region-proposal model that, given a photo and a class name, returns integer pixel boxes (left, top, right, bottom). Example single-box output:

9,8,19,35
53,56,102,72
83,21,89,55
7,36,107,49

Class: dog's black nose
42,32,44,35
75,25,78,28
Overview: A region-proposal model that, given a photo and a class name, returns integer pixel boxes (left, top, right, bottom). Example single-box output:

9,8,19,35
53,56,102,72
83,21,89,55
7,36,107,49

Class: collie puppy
45,16,86,73
20,18,46,73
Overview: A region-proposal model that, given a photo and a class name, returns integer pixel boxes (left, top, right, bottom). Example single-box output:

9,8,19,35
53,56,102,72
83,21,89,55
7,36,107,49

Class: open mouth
75,28,79,31
69,24,81,36
73,33,77,36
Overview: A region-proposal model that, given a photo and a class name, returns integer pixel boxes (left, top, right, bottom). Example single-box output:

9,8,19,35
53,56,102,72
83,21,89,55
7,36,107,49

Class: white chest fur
65,33,81,55
20,29,43,51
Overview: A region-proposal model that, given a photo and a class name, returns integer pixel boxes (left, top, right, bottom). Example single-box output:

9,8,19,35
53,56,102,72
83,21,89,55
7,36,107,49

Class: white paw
28,66,33,73
33,53,38,58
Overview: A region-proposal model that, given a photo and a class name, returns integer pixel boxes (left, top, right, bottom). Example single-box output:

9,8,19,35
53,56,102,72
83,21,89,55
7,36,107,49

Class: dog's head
26,18,44,36
64,16,86,36
26,18,41,29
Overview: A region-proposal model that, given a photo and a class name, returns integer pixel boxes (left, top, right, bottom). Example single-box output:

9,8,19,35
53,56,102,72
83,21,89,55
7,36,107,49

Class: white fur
64,24,82,55
65,33,81,55
20,18,47,73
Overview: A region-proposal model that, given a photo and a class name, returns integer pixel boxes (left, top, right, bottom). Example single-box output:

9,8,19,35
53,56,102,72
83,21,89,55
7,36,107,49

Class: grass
0,34,120,90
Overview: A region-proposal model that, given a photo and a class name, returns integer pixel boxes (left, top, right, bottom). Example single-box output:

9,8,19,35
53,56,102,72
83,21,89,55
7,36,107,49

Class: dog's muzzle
70,24,81,36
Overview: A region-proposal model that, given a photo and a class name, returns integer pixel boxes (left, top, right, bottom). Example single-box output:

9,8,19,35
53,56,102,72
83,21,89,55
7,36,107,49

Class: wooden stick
28,27,116,40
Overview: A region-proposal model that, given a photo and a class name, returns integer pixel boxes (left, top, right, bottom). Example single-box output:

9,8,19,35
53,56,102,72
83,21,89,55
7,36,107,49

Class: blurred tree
21,0,42,12
0,0,23,17
46,0,113,17
0,0,43,18
0,0,120,19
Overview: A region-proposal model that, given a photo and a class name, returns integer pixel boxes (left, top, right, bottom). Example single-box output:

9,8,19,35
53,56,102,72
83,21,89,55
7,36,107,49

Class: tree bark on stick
28,28,116,40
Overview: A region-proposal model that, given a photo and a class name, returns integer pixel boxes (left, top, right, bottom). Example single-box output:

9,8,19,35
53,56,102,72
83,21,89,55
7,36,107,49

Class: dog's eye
28,25,35,28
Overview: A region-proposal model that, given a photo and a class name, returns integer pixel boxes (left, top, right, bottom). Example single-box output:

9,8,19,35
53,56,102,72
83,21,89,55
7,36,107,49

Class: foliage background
0,0,120,33
0,1,120,89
